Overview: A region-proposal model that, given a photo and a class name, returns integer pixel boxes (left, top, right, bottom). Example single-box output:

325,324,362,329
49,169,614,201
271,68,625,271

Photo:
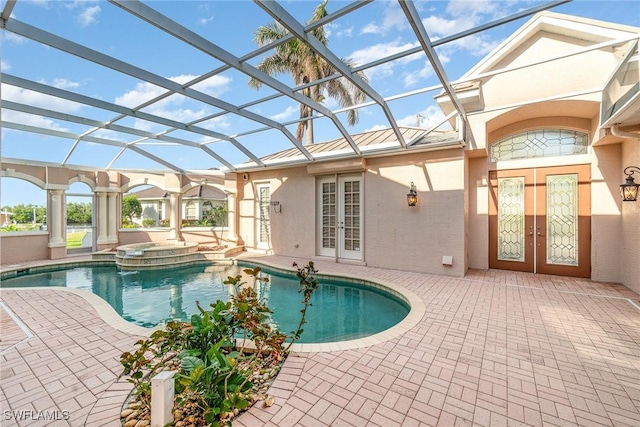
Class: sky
1,0,639,207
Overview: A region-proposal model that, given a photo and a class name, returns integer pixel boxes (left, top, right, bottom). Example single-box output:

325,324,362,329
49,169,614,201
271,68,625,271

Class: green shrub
142,218,156,228
119,262,319,426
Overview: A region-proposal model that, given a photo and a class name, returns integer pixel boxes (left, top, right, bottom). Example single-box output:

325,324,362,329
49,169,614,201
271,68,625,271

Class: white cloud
361,23,383,35
270,105,297,122
360,2,407,36
77,5,101,27
91,129,128,142
115,82,166,108
2,110,70,132
199,15,214,25
326,22,353,38
350,41,421,80
115,78,229,132
2,83,84,113
403,62,435,88
115,74,232,109
1,60,10,71
381,2,408,32
198,115,231,132
420,3,504,57
52,79,80,90
364,124,388,132
1,32,28,44
446,0,501,20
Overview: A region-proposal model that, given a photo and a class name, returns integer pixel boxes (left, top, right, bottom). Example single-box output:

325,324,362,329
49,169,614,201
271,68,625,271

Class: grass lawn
66,231,86,248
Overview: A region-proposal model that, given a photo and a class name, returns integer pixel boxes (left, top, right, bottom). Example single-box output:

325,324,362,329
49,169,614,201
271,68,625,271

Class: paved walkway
1,256,639,426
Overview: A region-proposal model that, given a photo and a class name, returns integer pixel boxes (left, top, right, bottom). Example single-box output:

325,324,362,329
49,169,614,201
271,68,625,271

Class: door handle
339,221,344,230
536,226,544,237
528,226,533,236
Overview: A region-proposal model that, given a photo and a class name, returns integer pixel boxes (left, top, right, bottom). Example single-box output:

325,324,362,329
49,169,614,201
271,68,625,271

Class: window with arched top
490,129,588,162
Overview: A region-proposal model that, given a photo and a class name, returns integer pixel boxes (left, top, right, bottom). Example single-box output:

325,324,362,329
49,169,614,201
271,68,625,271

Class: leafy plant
286,261,319,352
119,261,320,426
122,195,142,225
142,218,156,228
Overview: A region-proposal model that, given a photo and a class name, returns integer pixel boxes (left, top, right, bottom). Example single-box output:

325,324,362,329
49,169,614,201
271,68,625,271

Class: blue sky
1,0,639,207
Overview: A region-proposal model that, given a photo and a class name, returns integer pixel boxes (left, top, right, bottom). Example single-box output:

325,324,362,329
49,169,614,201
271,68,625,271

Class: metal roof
0,0,573,174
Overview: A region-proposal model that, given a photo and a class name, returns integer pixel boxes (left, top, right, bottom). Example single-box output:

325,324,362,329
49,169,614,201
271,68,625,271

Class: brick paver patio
1,255,639,426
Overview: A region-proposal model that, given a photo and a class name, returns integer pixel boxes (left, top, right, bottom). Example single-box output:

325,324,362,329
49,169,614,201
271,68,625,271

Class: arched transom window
490,129,588,162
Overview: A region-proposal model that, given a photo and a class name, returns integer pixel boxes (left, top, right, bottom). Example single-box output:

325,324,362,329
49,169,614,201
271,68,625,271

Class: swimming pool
1,263,410,343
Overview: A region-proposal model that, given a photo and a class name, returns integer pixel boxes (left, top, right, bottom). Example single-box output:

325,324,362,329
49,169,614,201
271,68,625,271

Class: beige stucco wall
590,144,623,283
0,233,50,265
364,151,466,276
237,150,467,277
621,140,640,293
238,167,316,255
467,157,489,269
482,33,621,115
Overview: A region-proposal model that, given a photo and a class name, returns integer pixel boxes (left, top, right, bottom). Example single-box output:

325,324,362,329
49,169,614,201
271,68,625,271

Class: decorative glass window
490,129,588,162
257,185,270,245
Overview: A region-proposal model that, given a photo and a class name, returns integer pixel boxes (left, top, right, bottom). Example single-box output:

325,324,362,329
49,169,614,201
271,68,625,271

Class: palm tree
249,0,368,145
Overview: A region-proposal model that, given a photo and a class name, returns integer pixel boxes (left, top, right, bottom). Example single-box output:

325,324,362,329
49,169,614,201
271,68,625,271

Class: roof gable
463,11,639,79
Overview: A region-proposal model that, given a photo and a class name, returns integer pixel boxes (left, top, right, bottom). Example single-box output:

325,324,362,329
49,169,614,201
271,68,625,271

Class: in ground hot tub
115,241,200,270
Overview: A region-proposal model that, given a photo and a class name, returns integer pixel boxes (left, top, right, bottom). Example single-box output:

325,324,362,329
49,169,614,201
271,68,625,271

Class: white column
48,189,65,247
107,192,118,243
226,192,237,243
168,192,183,241
96,192,108,244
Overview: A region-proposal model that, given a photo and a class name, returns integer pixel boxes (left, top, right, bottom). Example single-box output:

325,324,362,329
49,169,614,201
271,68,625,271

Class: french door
317,174,363,261
489,165,590,277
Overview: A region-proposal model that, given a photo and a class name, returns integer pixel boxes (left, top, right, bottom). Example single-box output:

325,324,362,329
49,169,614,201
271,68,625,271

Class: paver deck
1,255,639,426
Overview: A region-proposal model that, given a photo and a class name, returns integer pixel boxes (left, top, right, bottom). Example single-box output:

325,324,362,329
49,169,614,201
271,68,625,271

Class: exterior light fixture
270,200,282,213
620,166,640,202
407,182,418,207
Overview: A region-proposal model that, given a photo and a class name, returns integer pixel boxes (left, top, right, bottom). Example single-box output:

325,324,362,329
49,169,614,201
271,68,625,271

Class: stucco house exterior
231,12,640,289
1,11,639,293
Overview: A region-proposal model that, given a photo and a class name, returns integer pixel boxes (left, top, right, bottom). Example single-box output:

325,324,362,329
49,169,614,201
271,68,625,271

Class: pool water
1,264,409,343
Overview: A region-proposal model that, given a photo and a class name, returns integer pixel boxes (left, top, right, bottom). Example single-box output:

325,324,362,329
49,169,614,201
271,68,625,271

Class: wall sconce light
270,200,282,213
620,166,640,202
407,182,418,207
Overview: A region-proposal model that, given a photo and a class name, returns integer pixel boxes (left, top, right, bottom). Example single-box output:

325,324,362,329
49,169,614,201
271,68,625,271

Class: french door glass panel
546,174,579,265
317,175,362,260
321,181,336,251
497,177,526,262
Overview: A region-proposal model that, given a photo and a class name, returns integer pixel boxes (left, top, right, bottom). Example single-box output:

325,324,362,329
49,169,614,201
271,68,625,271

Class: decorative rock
135,420,150,427
121,409,135,418
263,395,275,407
124,420,138,427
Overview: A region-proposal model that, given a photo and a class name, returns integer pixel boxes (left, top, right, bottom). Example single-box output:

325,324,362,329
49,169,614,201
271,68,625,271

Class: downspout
611,124,640,140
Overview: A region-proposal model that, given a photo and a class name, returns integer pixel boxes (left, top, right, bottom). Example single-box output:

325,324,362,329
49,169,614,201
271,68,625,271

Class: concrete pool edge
1,257,427,353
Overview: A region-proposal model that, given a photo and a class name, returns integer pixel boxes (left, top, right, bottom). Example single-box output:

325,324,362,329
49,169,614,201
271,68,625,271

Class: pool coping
1,257,426,353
